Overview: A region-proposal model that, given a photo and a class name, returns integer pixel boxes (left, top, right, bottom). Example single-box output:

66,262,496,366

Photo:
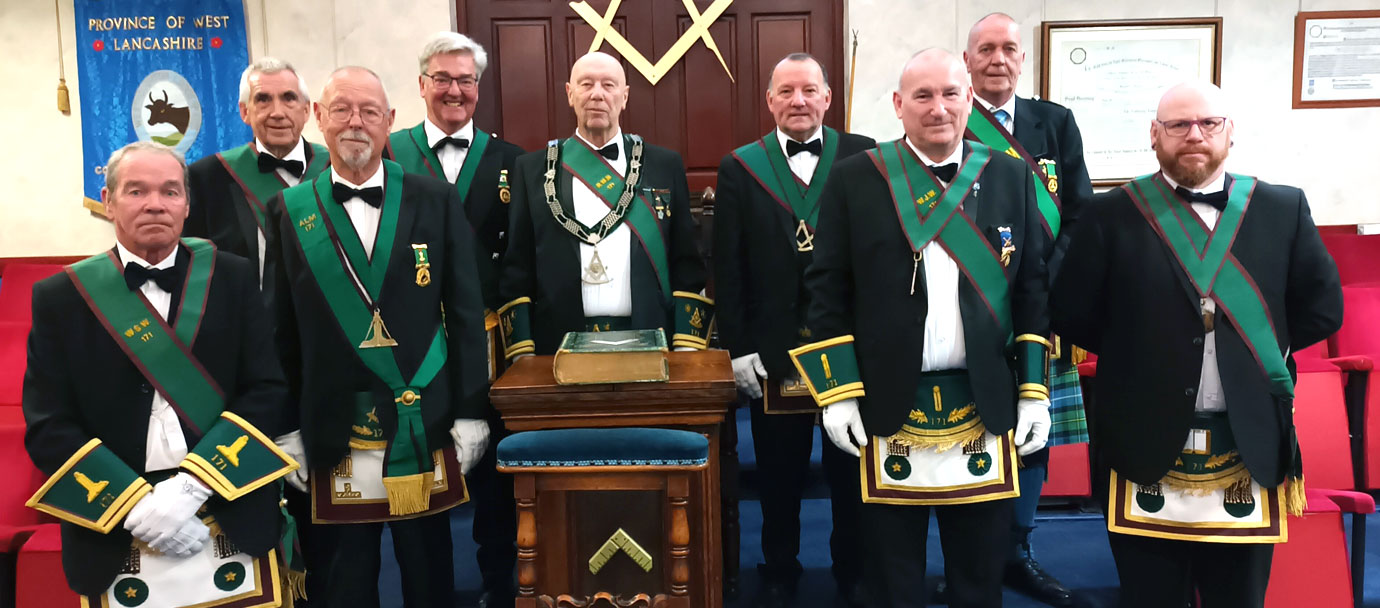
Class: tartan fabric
1048,357,1089,446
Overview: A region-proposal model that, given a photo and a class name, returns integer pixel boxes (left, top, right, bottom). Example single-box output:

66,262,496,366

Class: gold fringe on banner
54,0,70,114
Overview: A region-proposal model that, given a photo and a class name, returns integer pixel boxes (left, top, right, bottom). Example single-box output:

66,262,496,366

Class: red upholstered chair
1324,286,1380,490
14,525,79,608
1321,233,1380,286
1277,358,1375,607
1265,489,1365,608
0,322,30,409
0,264,63,327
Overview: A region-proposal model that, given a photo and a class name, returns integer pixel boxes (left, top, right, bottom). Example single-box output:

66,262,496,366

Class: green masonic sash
389,123,492,203
562,136,671,296
217,141,330,231
1125,174,1292,396
282,161,449,516
872,140,1011,338
965,105,1061,238
68,238,223,432
730,126,839,232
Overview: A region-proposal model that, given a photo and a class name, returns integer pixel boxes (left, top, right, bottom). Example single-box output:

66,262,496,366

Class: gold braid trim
890,420,987,454
1162,462,1251,495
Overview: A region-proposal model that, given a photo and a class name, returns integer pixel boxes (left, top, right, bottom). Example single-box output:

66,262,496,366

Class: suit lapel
1013,98,1048,158
388,172,419,288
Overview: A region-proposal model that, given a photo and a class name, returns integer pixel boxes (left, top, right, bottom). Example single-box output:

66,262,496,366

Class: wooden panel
494,20,556,151
669,14,737,192
751,16,809,136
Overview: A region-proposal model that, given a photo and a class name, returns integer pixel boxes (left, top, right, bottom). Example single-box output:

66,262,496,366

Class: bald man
498,52,709,359
265,66,491,607
962,12,1092,606
1052,82,1341,606
791,49,1051,607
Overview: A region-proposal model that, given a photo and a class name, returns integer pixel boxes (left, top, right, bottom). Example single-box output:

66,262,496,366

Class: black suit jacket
499,139,707,354
23,249,287,594
805,141,1050,437
1050,179,1342,486
266,169,489,469
384,130,525,309
1012,97,1093,276
186,140,322,279
713,131,875,377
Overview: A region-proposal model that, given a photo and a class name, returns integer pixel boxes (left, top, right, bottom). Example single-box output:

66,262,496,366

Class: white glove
1014,398,1052,457
731,353,768,399
274,430,310,492
450,418,491,476
150,516,210,558
124,472,212,546
821,398,868,457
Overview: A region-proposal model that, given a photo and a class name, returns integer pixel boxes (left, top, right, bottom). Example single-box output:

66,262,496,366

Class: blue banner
73,0,250,211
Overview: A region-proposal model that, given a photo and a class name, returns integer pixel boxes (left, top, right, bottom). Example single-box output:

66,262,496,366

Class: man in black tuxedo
386,31,525,606
498,51,710,359
265,66,491,608
24,142,295,603
1052,82,1342,607
712,52,873,608
959,13,1095,605
186,57,328,284
792,49,1053,608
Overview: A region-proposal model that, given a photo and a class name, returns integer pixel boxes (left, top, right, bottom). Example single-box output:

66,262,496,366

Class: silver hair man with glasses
383,30,526,607
1052,81,1342,607
265,66,491,608
24,141,297,605
187,57,329,284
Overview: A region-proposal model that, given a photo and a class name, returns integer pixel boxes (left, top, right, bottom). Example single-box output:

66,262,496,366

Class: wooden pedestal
491,351,736,608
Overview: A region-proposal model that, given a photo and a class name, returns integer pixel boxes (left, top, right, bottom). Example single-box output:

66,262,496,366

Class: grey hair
238,57,311,105
323,66,391,109
767,52,830,92
417,31,489,77
105,141,186,192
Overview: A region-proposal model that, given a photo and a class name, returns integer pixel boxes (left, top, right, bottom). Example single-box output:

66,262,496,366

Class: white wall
843,0,1380,226
0,0,452,258
3,0,1376,257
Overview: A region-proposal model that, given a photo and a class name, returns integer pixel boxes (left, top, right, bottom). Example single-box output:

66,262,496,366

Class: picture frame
1292,10,1380,109
1040,18,1222,186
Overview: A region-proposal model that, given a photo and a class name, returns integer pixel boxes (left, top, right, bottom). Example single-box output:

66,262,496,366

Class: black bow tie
332,183,384,208
595,143,619,161
124,262,181,293
257,153,304,178
786,139,822,157
432,136,470,152
929,163,958,183
1175,186,1228,210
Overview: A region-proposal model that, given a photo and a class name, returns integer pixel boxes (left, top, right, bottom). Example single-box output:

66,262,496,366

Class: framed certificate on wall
1040,18,1222,186
1293,10,1380,109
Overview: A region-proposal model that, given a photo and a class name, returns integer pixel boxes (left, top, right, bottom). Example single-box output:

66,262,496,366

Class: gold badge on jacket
498,169,512,204
1038,159,1058,194
412,244,431,287
998,226,1015,267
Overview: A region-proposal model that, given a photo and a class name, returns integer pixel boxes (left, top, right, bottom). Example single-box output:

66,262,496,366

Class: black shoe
476,589,515,608
836,580,872,608
932,577,950,605
753,580,795,608
1004,555,1074,607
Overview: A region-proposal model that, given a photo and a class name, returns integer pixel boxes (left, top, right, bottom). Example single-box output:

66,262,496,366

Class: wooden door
458,0,845,192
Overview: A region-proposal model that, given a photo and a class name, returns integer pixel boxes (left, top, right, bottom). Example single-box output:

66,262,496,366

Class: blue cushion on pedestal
496,428,709,468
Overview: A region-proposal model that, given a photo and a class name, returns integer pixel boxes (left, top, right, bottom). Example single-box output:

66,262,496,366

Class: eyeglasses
424,73,479,90
326,105,386,125
1156,117,1227,137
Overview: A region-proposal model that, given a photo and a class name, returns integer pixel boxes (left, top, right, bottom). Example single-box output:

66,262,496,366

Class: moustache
337,129,373,145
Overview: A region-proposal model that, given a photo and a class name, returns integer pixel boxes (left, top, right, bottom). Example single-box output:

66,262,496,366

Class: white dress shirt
253,138,306,281
1163,171,1229,413
904,138,968,372
116,242,189,471
331,165,386,260
424,119,475,183
977,94,1018,133
775,126,823,185
572,129,633,317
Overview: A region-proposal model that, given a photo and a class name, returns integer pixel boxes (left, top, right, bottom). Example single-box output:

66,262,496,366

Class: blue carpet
374,404,1380,607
